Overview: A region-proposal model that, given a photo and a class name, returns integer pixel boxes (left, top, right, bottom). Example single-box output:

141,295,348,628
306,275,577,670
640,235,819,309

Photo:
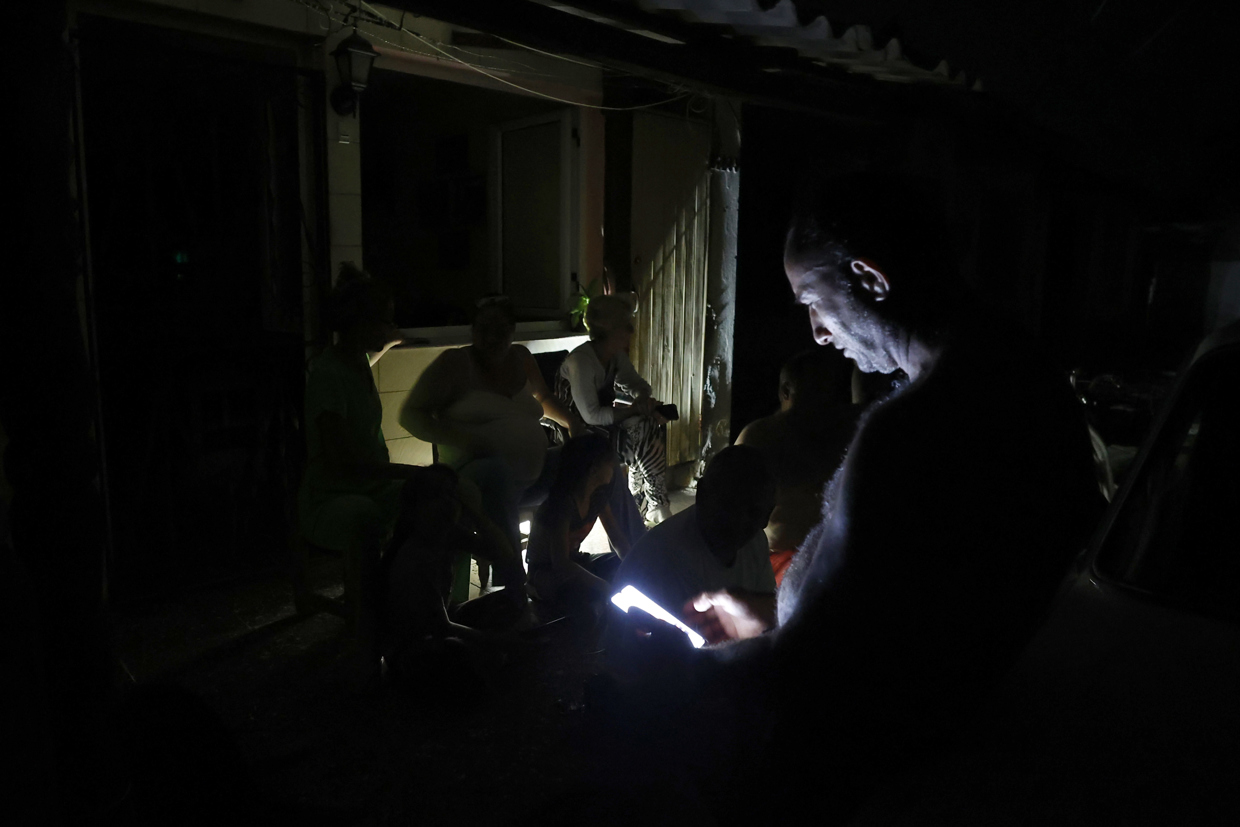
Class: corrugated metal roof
624,0,978,89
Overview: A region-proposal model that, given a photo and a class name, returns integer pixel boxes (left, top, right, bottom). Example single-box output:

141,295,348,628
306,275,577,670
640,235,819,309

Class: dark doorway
78,17,314,602
731,104,895,435
361,69,562,327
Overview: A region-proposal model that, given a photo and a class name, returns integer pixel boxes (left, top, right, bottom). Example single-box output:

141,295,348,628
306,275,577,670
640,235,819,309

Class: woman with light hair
555,294,673,524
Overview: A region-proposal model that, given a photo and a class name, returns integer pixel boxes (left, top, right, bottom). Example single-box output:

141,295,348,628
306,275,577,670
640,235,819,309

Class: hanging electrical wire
290,0,697,111
492,34,606,70
356,1,694,112
291,0,547,74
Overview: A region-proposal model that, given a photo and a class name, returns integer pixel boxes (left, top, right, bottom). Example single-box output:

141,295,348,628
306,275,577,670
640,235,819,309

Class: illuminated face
785,254,899,375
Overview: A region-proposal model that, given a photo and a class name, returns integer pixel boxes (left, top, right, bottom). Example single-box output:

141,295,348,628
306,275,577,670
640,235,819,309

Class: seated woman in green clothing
298,264,524,673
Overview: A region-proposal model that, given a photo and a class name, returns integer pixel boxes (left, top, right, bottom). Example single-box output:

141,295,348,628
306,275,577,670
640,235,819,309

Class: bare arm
522,348,584,436
538,507,609,596
597,502,634,559
366,326,404,367
399,350,482,452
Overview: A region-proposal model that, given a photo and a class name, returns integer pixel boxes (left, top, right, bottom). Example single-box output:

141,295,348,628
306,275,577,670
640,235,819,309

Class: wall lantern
330,31,379,117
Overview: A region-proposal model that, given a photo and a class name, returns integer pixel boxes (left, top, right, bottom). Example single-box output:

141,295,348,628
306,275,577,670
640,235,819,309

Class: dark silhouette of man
611,176,1103,823
736,348,860,585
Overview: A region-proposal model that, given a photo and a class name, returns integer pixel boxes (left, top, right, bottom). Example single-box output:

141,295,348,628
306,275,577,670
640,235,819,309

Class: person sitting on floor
735,348,861,586
379,473,528,695
526,433,645,614
612,445,777,644
556,295,673,524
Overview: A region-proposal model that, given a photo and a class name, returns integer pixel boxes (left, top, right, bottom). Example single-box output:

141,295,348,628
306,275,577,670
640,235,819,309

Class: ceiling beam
379,0,907,121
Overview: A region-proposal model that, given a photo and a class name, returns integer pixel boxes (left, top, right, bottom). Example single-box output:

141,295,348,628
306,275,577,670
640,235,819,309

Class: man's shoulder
736,411,789,449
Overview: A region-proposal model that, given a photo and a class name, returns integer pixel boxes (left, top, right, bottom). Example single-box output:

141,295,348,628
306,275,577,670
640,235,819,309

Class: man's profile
610,174,1103,822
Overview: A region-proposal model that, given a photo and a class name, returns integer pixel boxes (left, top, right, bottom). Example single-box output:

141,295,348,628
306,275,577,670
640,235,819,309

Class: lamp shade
332,32,379,93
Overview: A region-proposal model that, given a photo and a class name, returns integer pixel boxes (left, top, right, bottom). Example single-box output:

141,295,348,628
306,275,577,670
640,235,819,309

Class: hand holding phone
611,585,705,648
654,403,679,421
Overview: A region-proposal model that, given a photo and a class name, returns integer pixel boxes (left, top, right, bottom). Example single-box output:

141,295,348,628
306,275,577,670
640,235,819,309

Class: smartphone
654,403,679,421
610,585,705,648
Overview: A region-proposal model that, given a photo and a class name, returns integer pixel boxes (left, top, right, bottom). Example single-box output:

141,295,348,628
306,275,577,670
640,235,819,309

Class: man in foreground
609,176,1103,822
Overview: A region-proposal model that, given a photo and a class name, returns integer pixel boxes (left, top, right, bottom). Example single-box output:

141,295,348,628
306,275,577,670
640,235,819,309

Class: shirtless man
735,349,860,585
611,176,1103,823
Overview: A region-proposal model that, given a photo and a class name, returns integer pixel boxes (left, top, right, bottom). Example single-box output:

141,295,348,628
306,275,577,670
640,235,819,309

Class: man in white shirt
613,445,777,643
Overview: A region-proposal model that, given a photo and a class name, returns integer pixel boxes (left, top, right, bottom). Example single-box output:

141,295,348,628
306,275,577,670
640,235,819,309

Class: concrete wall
372,333,587,465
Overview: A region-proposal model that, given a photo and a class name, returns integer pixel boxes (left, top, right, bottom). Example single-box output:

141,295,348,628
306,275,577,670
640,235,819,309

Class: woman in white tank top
400,299,583,571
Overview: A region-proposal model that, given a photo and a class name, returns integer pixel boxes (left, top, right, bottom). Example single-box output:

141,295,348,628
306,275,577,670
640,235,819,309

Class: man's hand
682,590,774,645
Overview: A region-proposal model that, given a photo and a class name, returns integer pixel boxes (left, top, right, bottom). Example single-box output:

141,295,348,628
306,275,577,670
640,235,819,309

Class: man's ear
850,259,891,300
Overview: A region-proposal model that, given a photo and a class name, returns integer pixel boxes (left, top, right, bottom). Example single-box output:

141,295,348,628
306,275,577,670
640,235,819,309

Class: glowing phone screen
610,585,706,649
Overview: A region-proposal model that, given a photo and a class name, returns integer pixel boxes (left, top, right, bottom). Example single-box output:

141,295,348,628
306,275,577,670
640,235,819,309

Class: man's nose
809,310,832,345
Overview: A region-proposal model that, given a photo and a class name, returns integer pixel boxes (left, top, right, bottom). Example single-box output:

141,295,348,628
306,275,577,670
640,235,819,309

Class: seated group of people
297,258,857,679
302,174,1107,822
298,268,694,677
